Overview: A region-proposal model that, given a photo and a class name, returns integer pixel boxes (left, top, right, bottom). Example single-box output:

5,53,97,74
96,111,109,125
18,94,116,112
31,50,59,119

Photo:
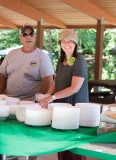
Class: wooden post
36,18,44,49
94,17,104,80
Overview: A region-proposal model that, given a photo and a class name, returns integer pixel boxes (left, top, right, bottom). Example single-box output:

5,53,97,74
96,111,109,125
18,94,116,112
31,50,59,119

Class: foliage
43,29,62,70
77,29,96,55
102,29,116,79
0,28,116,79
76,29,96,80
0,30,21,49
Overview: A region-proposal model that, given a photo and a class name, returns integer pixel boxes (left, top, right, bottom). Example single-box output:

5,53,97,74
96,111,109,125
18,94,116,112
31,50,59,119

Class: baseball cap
20,24,34,34
58,29,78,44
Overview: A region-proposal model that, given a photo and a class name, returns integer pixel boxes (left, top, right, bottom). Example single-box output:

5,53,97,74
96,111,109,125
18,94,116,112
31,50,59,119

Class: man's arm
0,73,6,94
39,75,53,94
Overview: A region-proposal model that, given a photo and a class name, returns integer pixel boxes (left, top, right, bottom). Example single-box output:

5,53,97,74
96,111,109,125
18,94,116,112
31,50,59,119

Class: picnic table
88,80,116,104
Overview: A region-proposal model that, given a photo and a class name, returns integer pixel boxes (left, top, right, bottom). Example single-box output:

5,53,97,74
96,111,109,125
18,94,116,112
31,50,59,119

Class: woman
38,29,88,160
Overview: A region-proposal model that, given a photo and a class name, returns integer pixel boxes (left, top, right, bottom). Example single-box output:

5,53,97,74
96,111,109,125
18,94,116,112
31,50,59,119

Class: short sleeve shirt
0,48,54,100
55,54,89,105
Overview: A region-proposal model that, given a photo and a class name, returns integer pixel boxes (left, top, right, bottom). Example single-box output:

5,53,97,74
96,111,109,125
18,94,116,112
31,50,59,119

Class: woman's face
61,38,76,56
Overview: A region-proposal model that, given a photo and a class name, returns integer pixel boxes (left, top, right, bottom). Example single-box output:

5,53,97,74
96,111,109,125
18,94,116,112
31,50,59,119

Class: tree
43,29,62,70
0,28,116,79
0,30,21,49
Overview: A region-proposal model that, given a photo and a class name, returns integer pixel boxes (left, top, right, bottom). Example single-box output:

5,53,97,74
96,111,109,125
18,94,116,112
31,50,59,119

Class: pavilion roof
0,0,116,29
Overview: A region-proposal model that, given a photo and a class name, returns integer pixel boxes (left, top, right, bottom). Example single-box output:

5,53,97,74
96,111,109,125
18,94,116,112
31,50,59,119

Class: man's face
19,28,36,47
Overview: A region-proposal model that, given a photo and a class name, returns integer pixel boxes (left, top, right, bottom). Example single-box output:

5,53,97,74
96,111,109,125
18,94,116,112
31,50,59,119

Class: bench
89,91,112,98
89,91,116,104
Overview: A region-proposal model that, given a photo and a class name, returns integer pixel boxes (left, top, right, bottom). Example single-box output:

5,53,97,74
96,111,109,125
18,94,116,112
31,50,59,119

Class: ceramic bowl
19,101,35,105
48,103,72,116
0,105,9,121
16,105,52,126
0,94,8,100
52,106,80,130
5,97,20,105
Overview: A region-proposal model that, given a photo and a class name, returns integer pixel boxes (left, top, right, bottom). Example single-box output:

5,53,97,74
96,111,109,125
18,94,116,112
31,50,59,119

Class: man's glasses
22,32,34,38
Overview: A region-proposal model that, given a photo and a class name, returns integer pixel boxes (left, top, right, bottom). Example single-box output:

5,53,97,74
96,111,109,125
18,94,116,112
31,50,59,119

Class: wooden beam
0,24,116,30
67,24,116,29
62,0,116,25
0,17,18,29
36,19,44,49
94,19,104,80
42,24,116,29
0,0,66,28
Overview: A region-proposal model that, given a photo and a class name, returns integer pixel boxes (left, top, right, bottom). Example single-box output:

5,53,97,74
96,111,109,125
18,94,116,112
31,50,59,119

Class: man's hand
38,95,53,109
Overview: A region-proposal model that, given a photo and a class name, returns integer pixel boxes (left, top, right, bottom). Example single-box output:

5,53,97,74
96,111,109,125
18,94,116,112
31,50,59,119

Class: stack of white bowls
48,102,72,117
0,98,9,120
0,94,20,120
16,105,52,126
0,94,36,120
0,94,52,125
51,103,80,130
75,103,101,127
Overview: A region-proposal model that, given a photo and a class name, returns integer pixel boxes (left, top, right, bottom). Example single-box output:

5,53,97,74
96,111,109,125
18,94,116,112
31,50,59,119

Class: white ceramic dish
79,122,99,127
52,106,80,130
19,101,35,105
48,103,72,110
75,103,101,127
0,94,8,100
48,103,72,117
16,105,52,126
0,105,9,121
9,104,20,119
5,97,20,105
0,100,6,105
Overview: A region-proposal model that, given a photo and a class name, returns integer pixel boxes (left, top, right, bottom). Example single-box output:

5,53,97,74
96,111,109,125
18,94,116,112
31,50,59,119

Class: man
0,24,54,160
0,24,54,101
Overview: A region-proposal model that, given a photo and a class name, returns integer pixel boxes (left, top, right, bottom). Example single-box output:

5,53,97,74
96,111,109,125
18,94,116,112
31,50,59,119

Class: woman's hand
38,95,53,108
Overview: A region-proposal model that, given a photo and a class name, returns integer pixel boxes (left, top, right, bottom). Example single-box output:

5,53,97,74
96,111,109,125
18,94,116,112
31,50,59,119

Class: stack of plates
75,103,101,127
52,106,80,130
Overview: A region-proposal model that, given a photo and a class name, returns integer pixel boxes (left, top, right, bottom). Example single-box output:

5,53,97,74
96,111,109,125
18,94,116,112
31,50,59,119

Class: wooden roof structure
0,0,116,29
0,0,116,80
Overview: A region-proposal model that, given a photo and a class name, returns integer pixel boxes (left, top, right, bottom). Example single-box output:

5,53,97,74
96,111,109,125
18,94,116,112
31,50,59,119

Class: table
0,118,97,156
88,80,116,104
71,132,116,160
0,118,116,159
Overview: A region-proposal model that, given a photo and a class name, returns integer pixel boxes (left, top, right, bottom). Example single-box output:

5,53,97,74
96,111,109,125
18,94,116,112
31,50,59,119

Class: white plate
79,122,99,127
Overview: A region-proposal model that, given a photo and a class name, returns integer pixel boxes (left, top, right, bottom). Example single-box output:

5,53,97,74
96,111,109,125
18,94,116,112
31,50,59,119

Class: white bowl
19,101,35,105
26,103,42,109
5,97,20,105
75,103,101,127
0,100,6,105
9,104,19,119
48,103,72,116
52,106,80,130
0,105,9,120
16,105,52,126
0,94,8,100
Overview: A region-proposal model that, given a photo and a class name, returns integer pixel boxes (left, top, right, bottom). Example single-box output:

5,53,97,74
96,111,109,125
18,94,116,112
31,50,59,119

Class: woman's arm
38,76,84,107
38,80,55,107
54,76,84,99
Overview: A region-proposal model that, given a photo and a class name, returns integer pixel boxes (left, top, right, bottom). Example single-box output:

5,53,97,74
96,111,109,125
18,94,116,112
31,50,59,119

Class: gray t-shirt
0,47,54,101
55,54,89,105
